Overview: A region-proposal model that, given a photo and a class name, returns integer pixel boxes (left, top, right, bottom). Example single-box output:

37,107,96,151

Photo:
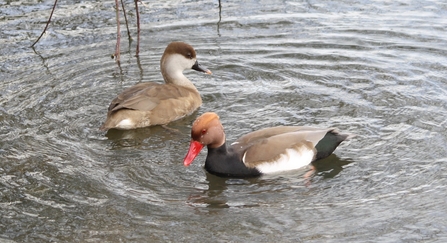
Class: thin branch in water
135,0,141,57
136,54,143,81
31,46,52,75
120,0,132,41
217,0,222,36
31,0,59,47
113,0,121,62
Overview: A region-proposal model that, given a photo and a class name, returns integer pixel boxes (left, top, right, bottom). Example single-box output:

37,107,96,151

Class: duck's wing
232,126,323,152
237,128,331,168
108,83,198,113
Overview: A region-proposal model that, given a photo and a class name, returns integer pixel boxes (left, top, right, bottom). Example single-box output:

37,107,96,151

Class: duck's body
184,112,352,178
100,42,211,130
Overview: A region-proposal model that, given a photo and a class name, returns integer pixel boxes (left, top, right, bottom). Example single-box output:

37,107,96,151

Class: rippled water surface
1,0,447,242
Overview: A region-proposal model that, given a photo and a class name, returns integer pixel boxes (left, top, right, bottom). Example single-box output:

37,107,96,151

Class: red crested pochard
184,112,352,178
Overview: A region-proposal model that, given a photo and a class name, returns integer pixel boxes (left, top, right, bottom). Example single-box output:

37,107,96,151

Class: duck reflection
104,124,188,149
311,154,354,179
187,173,233,209
105,126,165,140
104,126,164,149
187,155,353,209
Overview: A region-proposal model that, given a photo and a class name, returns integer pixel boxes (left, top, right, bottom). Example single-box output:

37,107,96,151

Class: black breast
204,144,261,178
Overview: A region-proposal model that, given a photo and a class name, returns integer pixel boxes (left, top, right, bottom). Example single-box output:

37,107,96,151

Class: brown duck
100,42,211,130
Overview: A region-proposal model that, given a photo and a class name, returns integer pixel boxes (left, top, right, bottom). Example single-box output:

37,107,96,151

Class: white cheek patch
254,148,315,174
115,119,135,130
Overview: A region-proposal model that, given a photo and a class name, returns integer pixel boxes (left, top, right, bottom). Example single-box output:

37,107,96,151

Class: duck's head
161,42,212,81
184,112,225,166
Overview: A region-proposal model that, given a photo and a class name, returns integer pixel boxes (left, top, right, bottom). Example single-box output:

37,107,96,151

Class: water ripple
1,0,447,241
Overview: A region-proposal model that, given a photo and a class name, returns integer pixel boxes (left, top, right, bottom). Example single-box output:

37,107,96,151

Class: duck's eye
187,53,192,59
201,129,207,135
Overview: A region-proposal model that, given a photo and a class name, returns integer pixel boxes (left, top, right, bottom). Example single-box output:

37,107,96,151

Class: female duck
184,112,352,177
101,42,211,130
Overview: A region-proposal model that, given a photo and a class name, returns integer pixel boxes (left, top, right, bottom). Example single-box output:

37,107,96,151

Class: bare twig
217,0,222,36
31,0,59,47
136,54,143,79
113,0,121,62
120,0,132,40
135,0,141,57
33,0,141,65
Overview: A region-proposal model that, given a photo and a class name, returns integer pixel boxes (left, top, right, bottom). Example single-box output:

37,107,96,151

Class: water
1,0,447,241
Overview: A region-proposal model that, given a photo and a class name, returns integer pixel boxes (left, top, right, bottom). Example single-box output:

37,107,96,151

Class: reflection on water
187,173,233,209
1,0,447,241
188,155,353,209
188,154,352,209
312,154,354,179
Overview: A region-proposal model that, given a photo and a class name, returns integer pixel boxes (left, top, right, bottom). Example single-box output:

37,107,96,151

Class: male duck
184,112,352,177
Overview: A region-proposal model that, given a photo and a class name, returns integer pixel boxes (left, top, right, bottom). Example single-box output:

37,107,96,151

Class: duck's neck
161,56,198,91
205,142,231,173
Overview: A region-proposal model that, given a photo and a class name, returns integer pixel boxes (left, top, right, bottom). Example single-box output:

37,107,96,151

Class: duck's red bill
183,140,204,166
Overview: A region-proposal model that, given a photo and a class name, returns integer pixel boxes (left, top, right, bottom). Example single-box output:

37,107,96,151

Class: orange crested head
191,112,220,141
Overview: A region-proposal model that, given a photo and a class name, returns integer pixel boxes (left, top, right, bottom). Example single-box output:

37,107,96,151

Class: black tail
315,129,352,160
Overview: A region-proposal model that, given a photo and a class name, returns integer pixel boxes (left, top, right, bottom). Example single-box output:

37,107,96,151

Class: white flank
115,119,135,130
254,148,315,174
